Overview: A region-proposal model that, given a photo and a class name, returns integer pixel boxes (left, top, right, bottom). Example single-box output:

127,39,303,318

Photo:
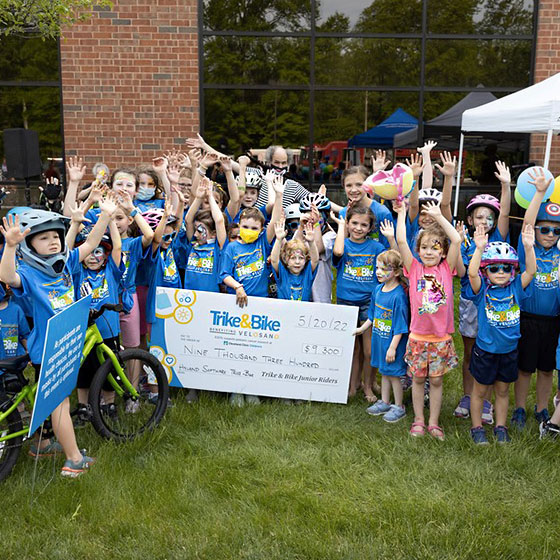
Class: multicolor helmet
467,194,501,215
299,192,331,213
142,208,165,230
536,201,560,223
17,209,70,277
418,188,442,204
480,242,519,267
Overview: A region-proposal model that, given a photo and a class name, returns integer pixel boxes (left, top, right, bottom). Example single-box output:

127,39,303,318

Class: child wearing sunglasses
512,168,560,430
465,225,536,444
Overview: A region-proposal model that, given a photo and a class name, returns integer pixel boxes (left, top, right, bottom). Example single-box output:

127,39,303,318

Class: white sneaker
126,399,140,414
245,395,261,405
229,393,245,407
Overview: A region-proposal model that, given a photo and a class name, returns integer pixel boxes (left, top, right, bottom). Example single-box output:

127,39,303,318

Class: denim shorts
337,297,370,323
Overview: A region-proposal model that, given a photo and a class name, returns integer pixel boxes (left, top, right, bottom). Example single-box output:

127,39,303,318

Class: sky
318,0,366,26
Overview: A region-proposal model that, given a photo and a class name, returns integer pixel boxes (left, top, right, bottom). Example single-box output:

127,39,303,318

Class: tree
0,0,111,39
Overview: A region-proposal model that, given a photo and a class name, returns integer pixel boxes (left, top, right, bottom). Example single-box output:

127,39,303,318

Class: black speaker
3,128,42,179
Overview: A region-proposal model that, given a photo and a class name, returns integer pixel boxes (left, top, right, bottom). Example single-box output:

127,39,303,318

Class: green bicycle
0,303,169,482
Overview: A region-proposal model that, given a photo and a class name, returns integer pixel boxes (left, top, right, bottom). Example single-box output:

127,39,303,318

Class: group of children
1,139,559,477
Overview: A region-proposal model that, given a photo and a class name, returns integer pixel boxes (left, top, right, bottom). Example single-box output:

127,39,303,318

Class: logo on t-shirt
534,254,559,290
417,274,446,315
187,250,214,275
235,249,265,280
485,292,520,327
343,255,375,282
373,303,392,337
162,250,178,281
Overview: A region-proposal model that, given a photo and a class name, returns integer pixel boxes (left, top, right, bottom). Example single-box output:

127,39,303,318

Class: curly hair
280,238,309,266
415,223,449,256
377,249,407,288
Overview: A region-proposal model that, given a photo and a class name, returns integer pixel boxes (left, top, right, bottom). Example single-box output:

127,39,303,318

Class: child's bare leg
514,369,532,409
428,375,443,426
390,376,404,408
461,336,475,396
494,381,510,427
380,375,391,404
412,376,425,423
361,328,377,402
77,388,88,405
536,370,553,412
348,339,362,397
50,397,83,462
470,380,488,427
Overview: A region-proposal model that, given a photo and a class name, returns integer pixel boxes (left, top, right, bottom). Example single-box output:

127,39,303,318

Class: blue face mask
136,186,156,201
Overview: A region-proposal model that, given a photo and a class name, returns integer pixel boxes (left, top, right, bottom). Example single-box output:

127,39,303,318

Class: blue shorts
470,343,518,386
337,297,369,323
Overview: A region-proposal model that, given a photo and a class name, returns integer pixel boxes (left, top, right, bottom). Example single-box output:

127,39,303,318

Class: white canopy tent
454,72,560,216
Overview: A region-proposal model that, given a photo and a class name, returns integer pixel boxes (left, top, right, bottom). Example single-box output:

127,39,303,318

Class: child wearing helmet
465,224,536,444
0,195,119,476
454,161,512,423
512,168,560,431
395,199,461,440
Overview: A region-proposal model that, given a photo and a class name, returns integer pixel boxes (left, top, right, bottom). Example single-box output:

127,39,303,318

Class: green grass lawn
3,282,560,559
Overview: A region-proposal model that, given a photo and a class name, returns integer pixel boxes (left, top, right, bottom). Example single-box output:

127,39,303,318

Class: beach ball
514,187,531,209
363,163,414,200
516,166,555,202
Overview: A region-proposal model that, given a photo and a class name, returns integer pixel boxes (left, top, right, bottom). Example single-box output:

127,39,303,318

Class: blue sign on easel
29,296,92,436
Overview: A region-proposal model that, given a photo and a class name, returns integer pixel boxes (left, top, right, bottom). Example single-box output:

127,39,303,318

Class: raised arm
395,202,413,270
405,153,424,222
108,219,122,267
220,156,240,217
331,211,346,258
184,181,207,240
372,150,391,172
434,151,456,222
422,201,461,270
379,219,398,251
152,156,171,202
495,160,512,239
152,200,173,253
63,156,86,217
0,215,31,288
523,167,551,228
266,173,285,244
119,191,154,248
65,200,89,250
208,184,227,248
454,220,467,278
417,141,437,190
520,224,536,288
468,224,487,295
302,221,319,271
270,218,286,273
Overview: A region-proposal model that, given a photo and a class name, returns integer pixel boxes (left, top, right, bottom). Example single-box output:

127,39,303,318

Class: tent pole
453,133,465,219
544,129,553,169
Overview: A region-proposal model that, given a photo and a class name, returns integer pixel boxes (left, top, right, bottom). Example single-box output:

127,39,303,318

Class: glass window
315,38,421,87
204,36,310,86
203,0,311,32
0,36,59,82
204,89,309,156
425,39,532,88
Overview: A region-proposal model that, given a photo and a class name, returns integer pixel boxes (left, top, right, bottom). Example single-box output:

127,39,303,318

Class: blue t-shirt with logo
0,301,30,360
184,239,223,293
220,232,272,297
12,249,82,364
77,256,124,339
517,240,560,317
225,204,268,225
333,238,384,302
368,283,409,376
273,261,317,302
339,199,392,247
464,276,529,354
120,236,151,313
135,198,165,213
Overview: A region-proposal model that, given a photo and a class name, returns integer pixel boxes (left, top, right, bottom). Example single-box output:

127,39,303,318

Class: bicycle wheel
88,348,169,442
0,402,23,482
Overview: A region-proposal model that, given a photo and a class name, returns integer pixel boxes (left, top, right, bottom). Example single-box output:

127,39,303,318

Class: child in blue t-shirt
464,224,536,445
0,282,29,360
331,205,384,402
0,196,118,477
184,179,227,293
270,217,318,301
354,249,409,423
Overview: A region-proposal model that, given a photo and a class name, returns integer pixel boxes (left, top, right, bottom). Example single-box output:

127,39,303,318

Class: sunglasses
162,232,177,242
286,221,300,231
485,264,514,274
536,226,560,236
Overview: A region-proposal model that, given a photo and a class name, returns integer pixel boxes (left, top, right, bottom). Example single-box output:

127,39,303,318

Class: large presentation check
150,288,358,403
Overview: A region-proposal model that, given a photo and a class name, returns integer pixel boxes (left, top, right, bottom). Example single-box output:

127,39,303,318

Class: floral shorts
404,337,458,378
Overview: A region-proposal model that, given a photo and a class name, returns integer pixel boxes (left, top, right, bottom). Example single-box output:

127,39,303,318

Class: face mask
271,165,287,176
136,186,156,201
239,228,260,243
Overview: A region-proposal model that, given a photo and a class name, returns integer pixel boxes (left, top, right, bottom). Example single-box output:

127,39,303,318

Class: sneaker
229,393,245,407
61,452,96,478
383,404,406,423
482,400,494,425
28,440,63,458
400,375,412,391
185,389,199,403
454,395,470,418
493,425,511,444
554,394,560,409
511,407,527,430
125,399,140,414
73,403,92,428
100,402,118,420
366,400,391,416
535,406,551,424
245,395,261,405
470,426,489,445
539,420,560,439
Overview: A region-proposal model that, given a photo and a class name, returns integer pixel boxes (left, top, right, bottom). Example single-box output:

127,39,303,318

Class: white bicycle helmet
418,188,442,204
284,203,302,221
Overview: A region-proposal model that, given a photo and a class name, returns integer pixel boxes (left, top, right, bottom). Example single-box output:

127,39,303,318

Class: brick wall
60,0,199,171
530,1,560,172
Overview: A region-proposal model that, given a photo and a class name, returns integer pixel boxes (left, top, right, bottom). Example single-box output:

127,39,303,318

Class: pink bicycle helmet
142,208,165,230
466,194,500,215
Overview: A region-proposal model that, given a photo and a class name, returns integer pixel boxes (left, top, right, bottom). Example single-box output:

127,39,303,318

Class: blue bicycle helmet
480,242,519,267
299,192,331,213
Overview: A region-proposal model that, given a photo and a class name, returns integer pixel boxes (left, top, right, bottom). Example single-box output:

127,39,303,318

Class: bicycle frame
0,321,140,445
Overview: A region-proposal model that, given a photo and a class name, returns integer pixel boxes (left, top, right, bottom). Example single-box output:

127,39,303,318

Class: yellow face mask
239,228,260,243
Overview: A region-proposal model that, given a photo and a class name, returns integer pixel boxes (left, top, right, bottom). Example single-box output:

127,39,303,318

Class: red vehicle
300,141,365,168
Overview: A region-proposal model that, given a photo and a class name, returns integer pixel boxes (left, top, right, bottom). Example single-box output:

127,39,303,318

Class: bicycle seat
0,354,30,373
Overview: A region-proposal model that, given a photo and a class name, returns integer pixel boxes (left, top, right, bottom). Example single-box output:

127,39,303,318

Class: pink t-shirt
404,258,455,337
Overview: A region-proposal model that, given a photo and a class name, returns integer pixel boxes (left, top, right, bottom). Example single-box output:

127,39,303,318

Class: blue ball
516,166,555,202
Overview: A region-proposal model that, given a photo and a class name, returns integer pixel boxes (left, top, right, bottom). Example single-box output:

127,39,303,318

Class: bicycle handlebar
87,303,123,327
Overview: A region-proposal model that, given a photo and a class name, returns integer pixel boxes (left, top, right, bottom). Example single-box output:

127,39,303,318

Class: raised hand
417,140,437,155
494,160,511,184
66,156,86,183
219,155,233,172
405,153,424,178
473,224,488,250
309,203,320,226
152,156,168,174
167,161,181,184
200,151,219,169
318,184,327,196
521,223,535,248
171,183,186,205
455,220,466,242
99,190,119,217
372,150,391,172
434,151,457,177
68,200,90,224
164,148,181,166
303,220,315,242
379,219,395,239
184,133,206,151
0,214,31,247
87,183,105,206
527,167,551,193
39,177,62,200
330,210,345,227
274,218,287,241
163,199,173,218
420,200,442,218
238,155,251,167
118,190,135,213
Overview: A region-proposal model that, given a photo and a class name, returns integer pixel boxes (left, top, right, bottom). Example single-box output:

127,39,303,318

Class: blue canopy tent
348,108,418,148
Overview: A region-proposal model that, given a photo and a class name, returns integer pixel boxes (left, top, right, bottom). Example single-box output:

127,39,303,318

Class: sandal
409,421,426,437
427,425,445,441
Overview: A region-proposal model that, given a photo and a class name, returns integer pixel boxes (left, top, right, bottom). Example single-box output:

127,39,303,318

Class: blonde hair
377,249,407,288
415,223,449,256
281,238,309,265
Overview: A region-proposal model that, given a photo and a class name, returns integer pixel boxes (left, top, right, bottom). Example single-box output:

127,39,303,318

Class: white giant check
150,288,358,403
